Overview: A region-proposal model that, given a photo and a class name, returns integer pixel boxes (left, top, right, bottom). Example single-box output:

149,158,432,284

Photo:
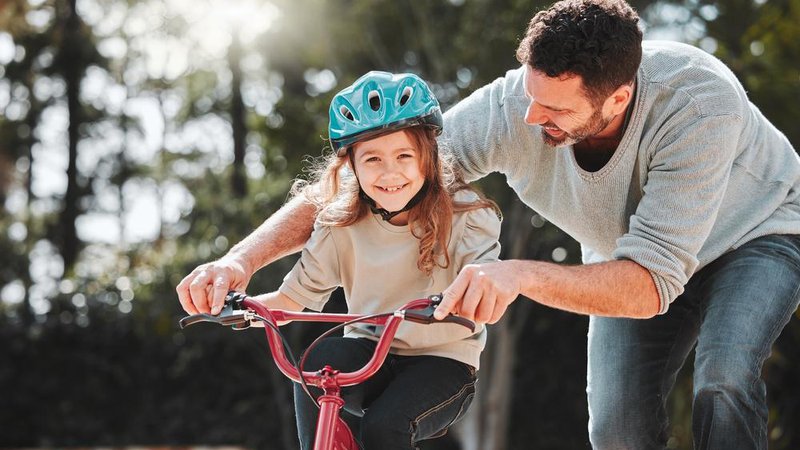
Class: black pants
293,337,477,450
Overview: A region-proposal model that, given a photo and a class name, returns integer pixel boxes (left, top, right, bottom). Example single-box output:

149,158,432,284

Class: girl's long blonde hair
293,126,498,276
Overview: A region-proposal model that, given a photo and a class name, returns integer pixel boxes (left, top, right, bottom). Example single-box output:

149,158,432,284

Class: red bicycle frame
246,297,432,450
180,294,466,450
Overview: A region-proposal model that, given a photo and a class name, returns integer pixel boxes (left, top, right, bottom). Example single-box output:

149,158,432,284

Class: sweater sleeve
441,67,532,183
454,205,503,269
614,112,743,314
278,223,342,311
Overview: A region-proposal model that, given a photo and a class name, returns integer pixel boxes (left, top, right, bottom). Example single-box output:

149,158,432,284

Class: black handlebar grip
439,314,476,332
178,291,250,329
403,306,476,332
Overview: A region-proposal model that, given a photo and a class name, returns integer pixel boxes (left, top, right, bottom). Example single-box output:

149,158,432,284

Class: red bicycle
179,291,475,450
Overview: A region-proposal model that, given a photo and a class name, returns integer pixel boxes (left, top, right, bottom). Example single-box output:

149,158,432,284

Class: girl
254,71,501,449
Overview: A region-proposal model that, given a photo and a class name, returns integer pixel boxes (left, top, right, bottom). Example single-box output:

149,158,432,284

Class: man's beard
540,108,612,148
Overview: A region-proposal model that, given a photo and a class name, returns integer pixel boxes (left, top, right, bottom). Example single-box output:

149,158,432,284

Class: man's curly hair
516,0,642,105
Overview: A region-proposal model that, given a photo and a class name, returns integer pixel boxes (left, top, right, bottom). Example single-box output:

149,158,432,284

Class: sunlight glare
170,0,281,57
0,33,14,64
1,280,26,306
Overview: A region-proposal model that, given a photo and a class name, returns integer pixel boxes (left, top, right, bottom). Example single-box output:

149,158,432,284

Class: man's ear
604,83,634,116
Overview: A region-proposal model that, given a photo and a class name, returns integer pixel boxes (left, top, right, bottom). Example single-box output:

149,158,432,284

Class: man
177,0,800,448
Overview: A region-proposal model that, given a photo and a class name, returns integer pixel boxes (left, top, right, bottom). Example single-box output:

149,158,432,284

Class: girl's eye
364,156,380,163
398,153,415,159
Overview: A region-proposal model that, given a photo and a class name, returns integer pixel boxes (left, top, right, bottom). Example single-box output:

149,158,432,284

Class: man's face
522,67,613,147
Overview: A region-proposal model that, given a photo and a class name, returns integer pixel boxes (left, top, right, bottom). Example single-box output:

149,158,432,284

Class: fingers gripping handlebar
178,291,475,332
401,294,475,332
178,291,249,329
178,291,476,388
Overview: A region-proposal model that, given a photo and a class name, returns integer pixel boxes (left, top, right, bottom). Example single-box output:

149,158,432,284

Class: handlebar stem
242,297,430,387
314,394,346,450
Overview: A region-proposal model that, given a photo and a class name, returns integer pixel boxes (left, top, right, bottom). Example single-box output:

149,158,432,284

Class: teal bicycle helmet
329,71,443,155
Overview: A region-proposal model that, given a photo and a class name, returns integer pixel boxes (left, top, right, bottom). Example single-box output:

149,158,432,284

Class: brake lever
178,291,251,329
402,294,476,333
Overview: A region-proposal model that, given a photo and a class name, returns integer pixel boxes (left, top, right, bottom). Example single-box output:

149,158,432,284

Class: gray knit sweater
442,40,800,313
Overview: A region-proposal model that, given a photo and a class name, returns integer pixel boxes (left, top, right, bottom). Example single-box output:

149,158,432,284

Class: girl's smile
376,183,409,193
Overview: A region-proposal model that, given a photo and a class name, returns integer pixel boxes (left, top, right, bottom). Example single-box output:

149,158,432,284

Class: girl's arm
248,291,306,326
251,291,306,311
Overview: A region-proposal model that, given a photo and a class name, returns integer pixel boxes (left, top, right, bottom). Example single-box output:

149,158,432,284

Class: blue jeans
588,234,800,450
293,337,477,450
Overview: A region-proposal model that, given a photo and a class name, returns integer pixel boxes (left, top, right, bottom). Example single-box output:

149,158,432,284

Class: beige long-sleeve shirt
279,190,502,369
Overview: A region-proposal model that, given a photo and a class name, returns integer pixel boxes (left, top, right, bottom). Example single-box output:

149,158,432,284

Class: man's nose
524,101,548,125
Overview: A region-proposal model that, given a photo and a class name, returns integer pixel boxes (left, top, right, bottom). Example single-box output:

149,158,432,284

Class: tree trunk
19,57,40,326
58,0,82,271
229,37,247,199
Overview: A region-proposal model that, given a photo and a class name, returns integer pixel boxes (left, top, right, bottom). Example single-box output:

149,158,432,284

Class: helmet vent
340,105,354,121
368,90,381,111
399,86,413,106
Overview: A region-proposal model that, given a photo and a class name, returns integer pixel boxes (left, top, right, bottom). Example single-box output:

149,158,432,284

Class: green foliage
682,0,799,149
0,293,284,447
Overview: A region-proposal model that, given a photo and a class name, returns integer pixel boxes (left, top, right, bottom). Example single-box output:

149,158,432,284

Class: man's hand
176,258,252,316
434,260,522,324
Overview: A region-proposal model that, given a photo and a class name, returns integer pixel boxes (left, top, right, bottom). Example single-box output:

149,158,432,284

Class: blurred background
1,0,798,448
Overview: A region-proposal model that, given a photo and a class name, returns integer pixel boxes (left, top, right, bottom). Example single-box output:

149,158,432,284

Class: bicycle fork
313,366,359,450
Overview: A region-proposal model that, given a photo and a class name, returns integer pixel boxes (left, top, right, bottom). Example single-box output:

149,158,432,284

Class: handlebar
179,291,475,387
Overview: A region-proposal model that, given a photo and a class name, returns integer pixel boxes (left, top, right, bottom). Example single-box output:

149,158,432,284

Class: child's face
351,130,425,220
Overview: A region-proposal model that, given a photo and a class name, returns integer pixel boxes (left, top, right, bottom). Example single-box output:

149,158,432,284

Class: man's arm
176,195,317,316
434,258,659,323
